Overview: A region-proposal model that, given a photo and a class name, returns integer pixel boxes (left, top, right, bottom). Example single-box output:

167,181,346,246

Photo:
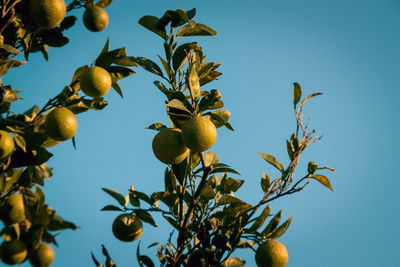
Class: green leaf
145,122,167,131
164,168,176,193
130,57,163,76
138,16,167,39
13,134,26,152
147,242,161,248
293,82,302,107
217,195,246,205
107,66,135,80
111,81,123,98
48,215,78,231
157,55,171,77
177,23,217,37
135,209,157,227
95,47,127,69
258,153,285,172
3,169,23,193
102,188,127,206
268,216,293,239
101,205,123,211
0,44,21,55
312,174,334,191
286,139,295,160
131,190,155,206
188,64,200,100
210,167,240,175
219,177,244,194
261,172,270,193
163,215,179,229
204,151,219,166
0,60,25,76
175,8,194,27
261,210,282,236
96,0,112,8
209,109,231,128
222,257,246,267
91,252,101,267
249,205,271,231
198,89,222,112
166,99,192,114
172,42,199,71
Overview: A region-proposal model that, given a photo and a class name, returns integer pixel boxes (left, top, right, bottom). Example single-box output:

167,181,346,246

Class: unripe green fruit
0,130,14,159
182,117,217,152
2,193,25,224
79,66,112,98
255,239,288,267
0,240,28,265
30,0,67,29
83,6,109,32
29,243,55,267
112,214,143,242
44,107,78,141
152,128,189,165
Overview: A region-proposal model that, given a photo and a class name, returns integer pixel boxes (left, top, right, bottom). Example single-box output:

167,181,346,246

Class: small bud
308,161,318,174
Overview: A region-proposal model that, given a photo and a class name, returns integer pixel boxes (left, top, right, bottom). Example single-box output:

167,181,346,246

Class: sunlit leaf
138,16,167,39
268,216,293,239
258,153,285,172
311,174,333,191
102,188,127,206
293,82,302,106
176,23,217,37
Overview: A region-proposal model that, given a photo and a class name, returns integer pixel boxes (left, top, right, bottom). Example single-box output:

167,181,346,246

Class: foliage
97,8,335,267
0,2,335,266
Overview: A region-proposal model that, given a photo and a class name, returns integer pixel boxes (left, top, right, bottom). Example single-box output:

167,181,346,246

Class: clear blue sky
5,0,400,266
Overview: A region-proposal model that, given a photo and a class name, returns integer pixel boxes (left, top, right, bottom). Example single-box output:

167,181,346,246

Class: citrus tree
0,0,135,266
92,8,335,267
0,1,335,266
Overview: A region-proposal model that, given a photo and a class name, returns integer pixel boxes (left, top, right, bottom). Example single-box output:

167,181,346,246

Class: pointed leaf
299,92,323,110
101,205,123,211
249,205,271,231
166,99,191,114
177,23,217,37
261,172,270,193
261,210,282,236
135,209,157,227
102,188,127,206
188,65,200,100
268,216,293,239
138,16,167,39
130,57,163,76
293,82,302,106
145,123,167,131
258,153,284,172
312,174,334,191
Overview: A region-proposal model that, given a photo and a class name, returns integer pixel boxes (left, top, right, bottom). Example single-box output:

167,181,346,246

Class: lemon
79,66,112,98
30,0,67,29
0,240,28,265
255,239,288,267
83,6,109,32
2,193,25,224
44,107,78,141
112,214,143,242
29,243,55,267
152,128,189,164
181,117,217,152
0,130,14,159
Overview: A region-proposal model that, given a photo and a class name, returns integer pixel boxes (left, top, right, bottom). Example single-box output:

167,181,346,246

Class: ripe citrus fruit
152,128,189,165
1,193,25,224
112,214,143,242
79,66,112,98
44,107,78,141
30,0,67,29
83,6,109,32
187,249,211,267
29,243,55,267
255,239,288,267
0,130,14,159
181,116,217,152
0,240,28,265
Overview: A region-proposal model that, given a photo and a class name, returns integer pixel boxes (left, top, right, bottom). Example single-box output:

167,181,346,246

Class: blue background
4,0,400,266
